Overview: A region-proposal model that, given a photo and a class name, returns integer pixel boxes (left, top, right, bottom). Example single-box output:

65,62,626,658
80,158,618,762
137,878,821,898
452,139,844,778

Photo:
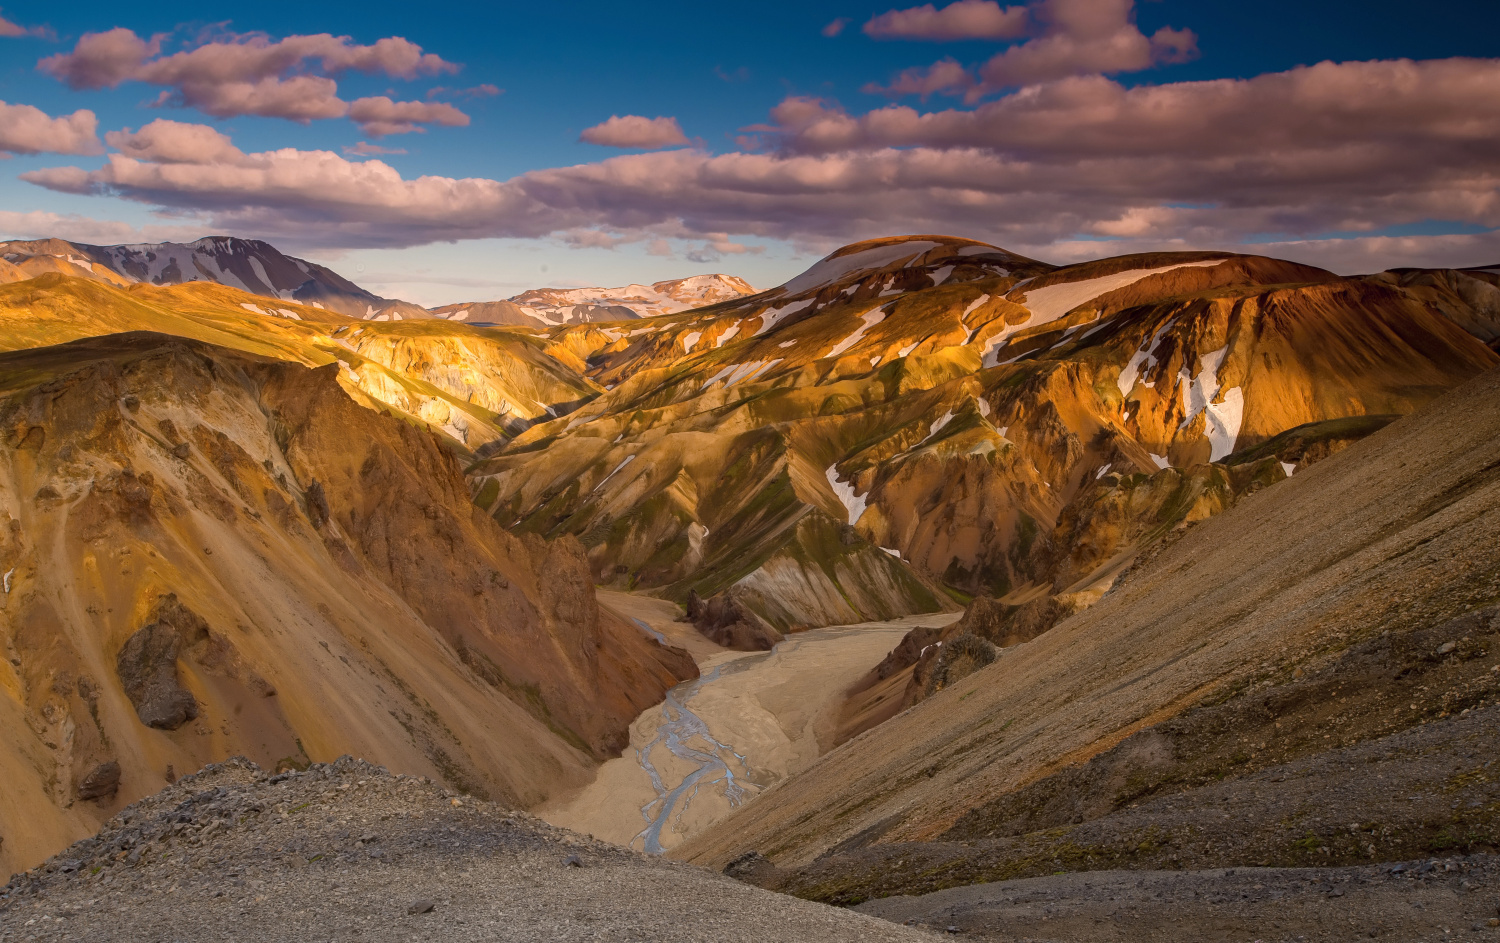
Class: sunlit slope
0,274,599,455
0,333,692,876
474,237,1499,629
679,360,1500,871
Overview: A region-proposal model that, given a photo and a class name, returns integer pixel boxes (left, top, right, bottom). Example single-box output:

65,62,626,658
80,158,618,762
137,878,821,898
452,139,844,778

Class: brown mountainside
471,236,1500,633
0,333,693,875
680,360,1500,882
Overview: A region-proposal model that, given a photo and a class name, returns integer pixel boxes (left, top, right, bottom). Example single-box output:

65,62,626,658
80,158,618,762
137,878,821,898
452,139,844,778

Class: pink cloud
0,100,102,156
0,11,52,39
0,209,209,245
822,18,851,38
974,0,1196,89
864,0,1030,41
38,29,463,128
347,97,469,136
18,55,1500,272
863,58,976,99
579,115,690,149
344,141,408,157
105,119,244,163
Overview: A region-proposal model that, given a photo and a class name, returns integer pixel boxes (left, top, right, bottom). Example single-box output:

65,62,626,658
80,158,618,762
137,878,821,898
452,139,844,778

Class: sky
0,0,1496,306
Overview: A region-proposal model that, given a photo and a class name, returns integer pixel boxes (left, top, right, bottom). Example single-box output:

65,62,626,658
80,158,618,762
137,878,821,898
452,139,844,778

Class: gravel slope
856,856,1500,942
0,757,932,943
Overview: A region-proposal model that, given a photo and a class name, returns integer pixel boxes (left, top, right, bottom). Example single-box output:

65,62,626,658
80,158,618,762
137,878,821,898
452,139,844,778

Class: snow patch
929,265,954,286
827,308,886,358
778,339,798,348
240,302,266,315
1281,461,1296,477
825,465,868,525
1095,463,1113,479
897,341,919,357
781,241,941,296
715,324,740,347
1175,345,1244,461
1013,260,1225,324
754,298,814,336
681,331,703,353
594,454,637,492
1149,453,1170,470
961,294,990,320
1117,317,1178,397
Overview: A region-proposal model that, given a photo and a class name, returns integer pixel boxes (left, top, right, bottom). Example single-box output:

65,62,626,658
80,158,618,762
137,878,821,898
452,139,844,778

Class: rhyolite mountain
0,332,695,877
428,275,758,327
0,237,426,321
0,230,1498,890
0,236,757,327
472,235,1500,635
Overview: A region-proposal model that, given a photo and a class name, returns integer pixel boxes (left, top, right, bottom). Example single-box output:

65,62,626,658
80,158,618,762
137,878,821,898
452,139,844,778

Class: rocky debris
686,590,785,651
114,594,211,730
856,856,1500,942
75,762,121,802
891,594,1083,708
921,633,998,699
748,698,1500,907
0,757,928,943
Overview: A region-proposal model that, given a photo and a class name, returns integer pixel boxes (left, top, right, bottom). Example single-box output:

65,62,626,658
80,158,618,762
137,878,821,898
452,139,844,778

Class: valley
0,231,1497,942
541,598,958,853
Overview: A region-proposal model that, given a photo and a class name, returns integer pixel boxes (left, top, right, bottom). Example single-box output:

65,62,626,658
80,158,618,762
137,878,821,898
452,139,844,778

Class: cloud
0,209,208,246
38,29,463,128
561,229,623,249
863,58,975,99
579,115,690,149
0,100,102,156
974,0,1197,90
822,18,851,38
0,11,52,39
863,0,1029,41
863,0,1196,99
105,119,243,163
19,56,1500,275
426,83,501,99
647,238,674,257
344,141,408,157
347,97,469,136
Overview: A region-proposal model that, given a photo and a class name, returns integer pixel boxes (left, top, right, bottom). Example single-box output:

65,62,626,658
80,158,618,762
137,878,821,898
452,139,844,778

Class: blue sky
1,0,1496,304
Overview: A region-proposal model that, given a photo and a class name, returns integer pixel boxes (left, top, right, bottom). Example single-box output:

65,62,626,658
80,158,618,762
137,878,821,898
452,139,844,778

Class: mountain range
0,230,1498,940
0,236,755,327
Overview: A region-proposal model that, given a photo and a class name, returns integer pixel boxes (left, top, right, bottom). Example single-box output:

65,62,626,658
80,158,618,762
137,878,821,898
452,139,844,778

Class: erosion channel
540,592,959,854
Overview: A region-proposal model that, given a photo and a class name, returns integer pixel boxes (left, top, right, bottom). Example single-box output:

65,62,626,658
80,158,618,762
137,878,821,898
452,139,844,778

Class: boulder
685,589,784,651
76,761,121,801
116,594,210,730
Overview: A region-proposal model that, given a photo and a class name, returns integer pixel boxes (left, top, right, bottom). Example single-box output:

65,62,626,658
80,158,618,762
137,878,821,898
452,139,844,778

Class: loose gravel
0,757,933,943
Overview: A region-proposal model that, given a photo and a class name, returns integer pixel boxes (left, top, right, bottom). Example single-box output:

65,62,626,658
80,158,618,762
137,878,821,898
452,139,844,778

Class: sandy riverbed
538,594,958,853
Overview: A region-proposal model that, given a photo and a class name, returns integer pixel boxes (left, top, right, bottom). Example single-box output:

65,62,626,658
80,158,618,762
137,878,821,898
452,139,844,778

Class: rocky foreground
0,757,929,943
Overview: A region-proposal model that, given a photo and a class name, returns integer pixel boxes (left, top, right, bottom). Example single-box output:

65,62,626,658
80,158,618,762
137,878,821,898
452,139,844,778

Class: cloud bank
37,29,466,133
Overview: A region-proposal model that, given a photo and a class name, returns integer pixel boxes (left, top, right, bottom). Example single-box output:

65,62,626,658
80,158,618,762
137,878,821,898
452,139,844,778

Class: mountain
470,235,1500,635
0,273,600,454
0,237,758,327
0,332,694,877
428,274,758,328
681,360,1500,916
0,237,419,320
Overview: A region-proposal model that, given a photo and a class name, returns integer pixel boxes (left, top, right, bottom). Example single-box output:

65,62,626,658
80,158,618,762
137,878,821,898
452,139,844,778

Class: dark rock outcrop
686,590,784,651
115,594,210,730
75,761,121,801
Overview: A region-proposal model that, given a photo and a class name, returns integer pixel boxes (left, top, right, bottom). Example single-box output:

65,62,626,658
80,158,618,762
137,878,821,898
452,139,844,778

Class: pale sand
538,607,959,853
